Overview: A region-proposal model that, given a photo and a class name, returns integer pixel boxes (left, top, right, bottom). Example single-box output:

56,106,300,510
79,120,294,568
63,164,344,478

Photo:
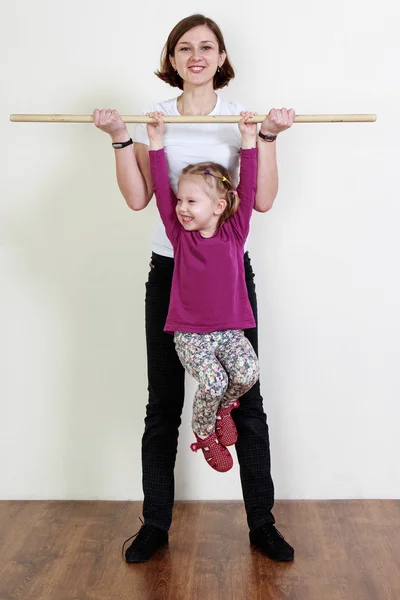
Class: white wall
1,0,399,501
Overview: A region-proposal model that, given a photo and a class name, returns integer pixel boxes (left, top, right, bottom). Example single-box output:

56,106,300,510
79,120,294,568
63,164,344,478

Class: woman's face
170,25,226,88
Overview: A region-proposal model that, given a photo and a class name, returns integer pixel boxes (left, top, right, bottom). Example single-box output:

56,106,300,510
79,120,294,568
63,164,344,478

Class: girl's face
176,175,226,236
170,25,226,89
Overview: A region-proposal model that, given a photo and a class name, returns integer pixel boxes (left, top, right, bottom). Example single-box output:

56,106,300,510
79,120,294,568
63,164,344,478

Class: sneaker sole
125,541,169,563
250,542,294,562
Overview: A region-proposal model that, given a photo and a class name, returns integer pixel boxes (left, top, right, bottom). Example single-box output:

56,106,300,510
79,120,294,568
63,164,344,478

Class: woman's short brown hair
155,14,235,90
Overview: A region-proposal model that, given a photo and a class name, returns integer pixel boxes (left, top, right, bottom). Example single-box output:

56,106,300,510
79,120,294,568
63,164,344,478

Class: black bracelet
258,131,277,142
112,138,133,149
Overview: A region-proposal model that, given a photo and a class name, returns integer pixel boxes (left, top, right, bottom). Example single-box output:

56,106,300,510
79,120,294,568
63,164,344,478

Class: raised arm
93,108,151,211
229,114,258,240
147,113,180,244
254,108,296,213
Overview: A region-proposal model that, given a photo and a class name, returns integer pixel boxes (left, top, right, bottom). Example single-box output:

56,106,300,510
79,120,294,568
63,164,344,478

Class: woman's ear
169,55,176,70
219,52,227,68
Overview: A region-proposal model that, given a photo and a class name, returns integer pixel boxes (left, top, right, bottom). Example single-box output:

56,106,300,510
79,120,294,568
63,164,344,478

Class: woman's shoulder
215,95,247,115
141,97,179,115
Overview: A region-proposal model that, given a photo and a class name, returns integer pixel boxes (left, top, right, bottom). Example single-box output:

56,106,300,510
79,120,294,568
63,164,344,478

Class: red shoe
215,401,240,446
190,432,233,472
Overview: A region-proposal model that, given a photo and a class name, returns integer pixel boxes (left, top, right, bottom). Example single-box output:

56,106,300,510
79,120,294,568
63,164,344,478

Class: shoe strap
217,401,240,418
193,433,219,450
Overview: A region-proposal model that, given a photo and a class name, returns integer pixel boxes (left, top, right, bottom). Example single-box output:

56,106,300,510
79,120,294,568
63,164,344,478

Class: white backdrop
1,0,399,501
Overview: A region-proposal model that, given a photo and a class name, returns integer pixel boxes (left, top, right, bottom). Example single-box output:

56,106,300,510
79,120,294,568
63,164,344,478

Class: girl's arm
147,113,180,244
229,114,258,241
253,108,296,213
93,108,151,211
232,149,258,241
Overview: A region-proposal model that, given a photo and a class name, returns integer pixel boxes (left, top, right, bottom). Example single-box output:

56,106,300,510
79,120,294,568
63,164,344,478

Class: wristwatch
258,131,277,142
112,138,133,149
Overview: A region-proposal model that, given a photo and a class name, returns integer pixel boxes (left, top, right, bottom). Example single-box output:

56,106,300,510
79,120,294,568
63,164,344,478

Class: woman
94,13,295,563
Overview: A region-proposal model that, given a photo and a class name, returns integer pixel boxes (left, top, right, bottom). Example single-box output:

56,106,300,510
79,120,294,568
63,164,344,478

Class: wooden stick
10,113,377,124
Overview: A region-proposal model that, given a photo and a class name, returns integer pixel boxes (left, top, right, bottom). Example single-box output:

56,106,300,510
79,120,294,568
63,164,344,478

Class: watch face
259,132,276,141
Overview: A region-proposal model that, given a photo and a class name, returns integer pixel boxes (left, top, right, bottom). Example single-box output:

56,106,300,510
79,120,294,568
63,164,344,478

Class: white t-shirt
133,94,248,258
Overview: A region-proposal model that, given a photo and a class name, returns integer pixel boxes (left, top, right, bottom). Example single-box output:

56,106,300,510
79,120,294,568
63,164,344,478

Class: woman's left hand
260,108,296,136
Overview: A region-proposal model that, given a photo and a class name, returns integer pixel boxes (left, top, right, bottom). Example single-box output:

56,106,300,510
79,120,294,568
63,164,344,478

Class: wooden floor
0,500,399,600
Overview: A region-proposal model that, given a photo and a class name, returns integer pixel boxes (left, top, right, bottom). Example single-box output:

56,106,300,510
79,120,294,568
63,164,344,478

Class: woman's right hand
92,108,129,140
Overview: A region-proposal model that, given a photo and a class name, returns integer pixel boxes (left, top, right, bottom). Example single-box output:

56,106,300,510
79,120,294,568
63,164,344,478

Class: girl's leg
216,330,259,407
174,333,228,437
142,253,185,532
233,252,276,530
174,332,233,472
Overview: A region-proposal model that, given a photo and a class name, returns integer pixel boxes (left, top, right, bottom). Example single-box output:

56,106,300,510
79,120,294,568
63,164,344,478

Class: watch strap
112,138,133,149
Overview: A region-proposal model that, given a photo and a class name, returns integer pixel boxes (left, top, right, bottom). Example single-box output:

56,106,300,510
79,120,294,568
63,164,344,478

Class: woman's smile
187,65,206,72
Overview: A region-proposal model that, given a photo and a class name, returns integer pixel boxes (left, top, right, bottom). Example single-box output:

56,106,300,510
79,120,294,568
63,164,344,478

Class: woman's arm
254,140,278,213
93,108,151,211
113,140,151,211
134,142,153,206
254,108,295,213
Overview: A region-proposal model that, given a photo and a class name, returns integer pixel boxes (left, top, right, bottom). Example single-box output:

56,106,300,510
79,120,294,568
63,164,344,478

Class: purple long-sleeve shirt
149,147,258,334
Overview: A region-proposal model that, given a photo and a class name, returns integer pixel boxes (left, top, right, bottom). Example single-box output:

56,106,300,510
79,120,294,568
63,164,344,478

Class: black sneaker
122,523,169,563
250,524,294,561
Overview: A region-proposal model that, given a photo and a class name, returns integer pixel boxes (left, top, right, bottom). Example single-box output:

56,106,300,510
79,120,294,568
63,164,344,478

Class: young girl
147,111,260,473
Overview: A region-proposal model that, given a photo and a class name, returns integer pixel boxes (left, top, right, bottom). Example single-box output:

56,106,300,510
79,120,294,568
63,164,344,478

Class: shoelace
262,525,284,542
121,517,144,559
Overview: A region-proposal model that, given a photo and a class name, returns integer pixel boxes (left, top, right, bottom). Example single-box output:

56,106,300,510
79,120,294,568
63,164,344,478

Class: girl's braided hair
180,162,240,225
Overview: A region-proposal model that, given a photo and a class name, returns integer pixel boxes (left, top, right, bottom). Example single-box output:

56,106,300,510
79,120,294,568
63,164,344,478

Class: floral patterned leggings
174,329,259,437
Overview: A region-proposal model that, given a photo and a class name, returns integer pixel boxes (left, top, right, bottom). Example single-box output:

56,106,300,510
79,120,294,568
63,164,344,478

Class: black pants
142,251,275,532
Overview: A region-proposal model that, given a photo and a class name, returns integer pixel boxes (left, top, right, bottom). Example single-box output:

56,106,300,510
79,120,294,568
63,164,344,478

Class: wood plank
0,501,399,600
